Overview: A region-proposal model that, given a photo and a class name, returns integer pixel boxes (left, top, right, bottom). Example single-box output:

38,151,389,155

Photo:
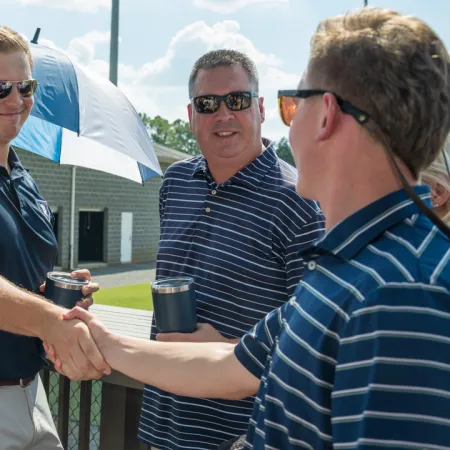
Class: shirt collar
0,147,25,180
312,186,431,260
192,137,278,189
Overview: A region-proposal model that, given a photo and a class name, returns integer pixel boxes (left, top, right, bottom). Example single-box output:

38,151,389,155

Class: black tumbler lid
151,277,193,294
47,271,89,290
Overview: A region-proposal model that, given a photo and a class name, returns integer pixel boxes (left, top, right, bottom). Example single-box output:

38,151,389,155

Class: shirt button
205,207,211,213
211,190,217,195
307,261,316,270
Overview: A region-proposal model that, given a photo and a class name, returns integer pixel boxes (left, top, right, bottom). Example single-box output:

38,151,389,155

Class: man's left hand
156,322,239,344
40,269,99,310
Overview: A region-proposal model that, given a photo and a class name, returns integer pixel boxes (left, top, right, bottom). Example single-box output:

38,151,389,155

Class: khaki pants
0,375,63,450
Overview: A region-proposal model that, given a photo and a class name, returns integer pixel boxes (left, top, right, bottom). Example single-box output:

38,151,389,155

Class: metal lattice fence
47,371,102,450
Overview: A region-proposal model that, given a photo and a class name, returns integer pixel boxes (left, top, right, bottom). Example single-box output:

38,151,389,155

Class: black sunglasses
0,79,38,100
191,91,258,114
277,89,370,127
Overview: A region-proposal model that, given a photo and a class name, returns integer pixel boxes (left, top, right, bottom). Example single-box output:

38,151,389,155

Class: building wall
16,148,166,269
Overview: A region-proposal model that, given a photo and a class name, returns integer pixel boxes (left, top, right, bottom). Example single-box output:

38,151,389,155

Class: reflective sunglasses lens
226,92,252,111
195,96,220,114
17,80,37,97
0,82,13,99
278,96,297,127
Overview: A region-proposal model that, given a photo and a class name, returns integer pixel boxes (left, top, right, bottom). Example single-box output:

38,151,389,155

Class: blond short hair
0,26,33,69
307,7,450,178
421,138,450,224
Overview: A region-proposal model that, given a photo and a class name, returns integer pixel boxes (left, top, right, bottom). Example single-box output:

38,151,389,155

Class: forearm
0,275,62,338
101,332,258,400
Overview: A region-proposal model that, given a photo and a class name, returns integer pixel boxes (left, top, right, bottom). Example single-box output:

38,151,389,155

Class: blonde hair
421,138,450,224
308,7,450,178
0,26,33,69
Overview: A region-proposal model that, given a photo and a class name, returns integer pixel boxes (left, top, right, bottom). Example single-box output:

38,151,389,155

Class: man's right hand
43,315,111,381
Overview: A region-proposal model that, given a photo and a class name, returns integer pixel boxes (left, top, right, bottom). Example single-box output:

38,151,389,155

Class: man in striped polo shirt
140,49,325,449
54,6,450,449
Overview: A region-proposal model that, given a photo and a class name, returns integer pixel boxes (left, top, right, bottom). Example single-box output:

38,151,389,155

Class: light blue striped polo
139,139,325,449
235,186,450,449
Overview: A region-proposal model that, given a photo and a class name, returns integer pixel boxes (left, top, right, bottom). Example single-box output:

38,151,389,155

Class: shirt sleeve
332,284,450,448
235,299,290,380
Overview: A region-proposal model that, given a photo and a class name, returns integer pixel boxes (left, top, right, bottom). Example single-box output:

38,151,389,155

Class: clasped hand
41,270,110,381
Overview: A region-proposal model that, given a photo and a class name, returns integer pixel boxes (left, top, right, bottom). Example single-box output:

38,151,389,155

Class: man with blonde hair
51,7,450,449
0,26,110,449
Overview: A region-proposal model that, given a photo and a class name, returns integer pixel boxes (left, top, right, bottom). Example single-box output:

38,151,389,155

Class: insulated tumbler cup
43,271,88,309
151,277,197,333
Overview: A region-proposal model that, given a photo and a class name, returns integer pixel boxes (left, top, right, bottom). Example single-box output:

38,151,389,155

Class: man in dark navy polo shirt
0,26,110,449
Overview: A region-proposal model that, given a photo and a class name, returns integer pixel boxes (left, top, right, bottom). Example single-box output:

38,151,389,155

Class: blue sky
2,0,450,142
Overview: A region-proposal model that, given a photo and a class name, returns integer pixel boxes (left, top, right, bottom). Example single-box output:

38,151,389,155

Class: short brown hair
0,26,33,69
307,7,450,177
188,49,258,98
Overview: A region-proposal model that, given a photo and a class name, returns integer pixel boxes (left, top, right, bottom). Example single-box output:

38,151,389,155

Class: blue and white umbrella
12,42,162,183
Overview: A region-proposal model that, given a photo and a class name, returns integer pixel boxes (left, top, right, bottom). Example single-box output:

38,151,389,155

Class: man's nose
215,101,235,120
4,86,23,109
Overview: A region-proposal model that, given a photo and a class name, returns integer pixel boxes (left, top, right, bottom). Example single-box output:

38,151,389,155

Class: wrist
34,302,65,340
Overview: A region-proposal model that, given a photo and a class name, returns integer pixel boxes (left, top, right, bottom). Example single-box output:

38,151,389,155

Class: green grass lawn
94,283,154,311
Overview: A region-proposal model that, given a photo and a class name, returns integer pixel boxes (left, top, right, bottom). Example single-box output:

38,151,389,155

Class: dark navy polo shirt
0,147,57,379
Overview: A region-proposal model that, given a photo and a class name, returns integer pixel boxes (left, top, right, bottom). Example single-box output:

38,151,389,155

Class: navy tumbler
151,277,197,333
43,271,88,309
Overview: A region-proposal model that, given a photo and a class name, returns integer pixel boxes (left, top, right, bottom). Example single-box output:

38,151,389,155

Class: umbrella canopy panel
12,43,162,183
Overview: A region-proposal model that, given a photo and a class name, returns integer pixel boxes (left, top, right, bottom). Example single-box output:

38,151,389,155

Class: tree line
140,113,295,167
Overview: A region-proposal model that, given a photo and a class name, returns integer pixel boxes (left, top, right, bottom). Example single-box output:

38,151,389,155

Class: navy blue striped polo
235,186,450,449
139,139,325,449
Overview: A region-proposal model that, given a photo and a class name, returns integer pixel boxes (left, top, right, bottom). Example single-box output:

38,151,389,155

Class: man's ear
258,97,265,124
187,103,194,131
317,93,339,141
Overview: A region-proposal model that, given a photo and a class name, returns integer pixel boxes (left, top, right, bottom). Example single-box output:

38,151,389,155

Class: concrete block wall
15,148,165,269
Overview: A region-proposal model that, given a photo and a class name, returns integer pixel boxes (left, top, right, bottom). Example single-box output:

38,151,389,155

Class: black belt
0,375,35,387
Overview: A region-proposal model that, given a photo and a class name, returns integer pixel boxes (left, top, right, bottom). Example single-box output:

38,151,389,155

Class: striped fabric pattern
235,186,450,449
139,140,325,449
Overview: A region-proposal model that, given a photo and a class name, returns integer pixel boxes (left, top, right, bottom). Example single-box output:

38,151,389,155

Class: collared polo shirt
0,148,57,379
235,186,450,449
139,140,325,449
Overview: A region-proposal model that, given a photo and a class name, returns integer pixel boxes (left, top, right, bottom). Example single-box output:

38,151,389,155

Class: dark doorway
78,211,104,262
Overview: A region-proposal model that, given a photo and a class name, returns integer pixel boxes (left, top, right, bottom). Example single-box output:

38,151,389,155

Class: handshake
38,269,112,381
43,305,112,381
39,270,237,382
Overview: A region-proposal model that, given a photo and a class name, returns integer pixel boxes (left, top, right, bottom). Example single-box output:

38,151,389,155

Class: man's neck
207,142,265,185
0,143,9,173
319,151,416,232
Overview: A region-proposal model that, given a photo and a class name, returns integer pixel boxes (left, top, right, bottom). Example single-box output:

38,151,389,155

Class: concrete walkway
89,262,157,289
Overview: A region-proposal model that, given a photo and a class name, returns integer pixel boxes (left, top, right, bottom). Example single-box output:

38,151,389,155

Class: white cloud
193,0,288,14
136,20,281,85
32,20,298,141
0,0,110,12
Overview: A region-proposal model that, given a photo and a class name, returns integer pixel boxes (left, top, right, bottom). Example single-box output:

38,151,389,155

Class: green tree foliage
140,113,201,156
275,137,295,167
